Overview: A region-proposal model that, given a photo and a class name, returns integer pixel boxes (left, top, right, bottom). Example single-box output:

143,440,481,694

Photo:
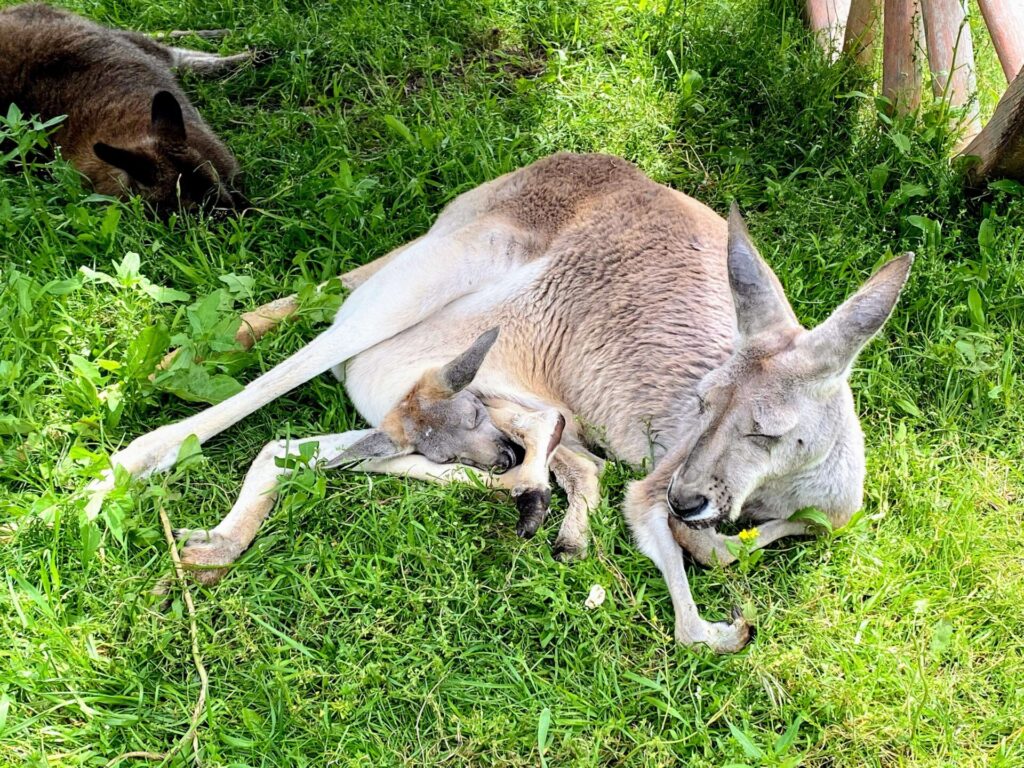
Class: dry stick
844,0,881,65
158,505,209,766
104,507,210,768
978,0,1024,83
883,0,924,114
154,294,301,373
104,753,165,764
920,0,981,139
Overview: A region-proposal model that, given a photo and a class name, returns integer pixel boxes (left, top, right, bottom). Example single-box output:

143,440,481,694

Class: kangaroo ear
322,430,407,468
727,203,799,338
799,253,914,378
437,327,500,394
151,90,186,144
229,189,253,211
93,142,158,186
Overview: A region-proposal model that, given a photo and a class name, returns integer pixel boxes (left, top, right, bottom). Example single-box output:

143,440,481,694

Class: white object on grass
584,584,606,610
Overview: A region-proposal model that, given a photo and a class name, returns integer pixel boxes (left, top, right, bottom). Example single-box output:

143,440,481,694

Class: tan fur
410,369,458,403
378,409,410,446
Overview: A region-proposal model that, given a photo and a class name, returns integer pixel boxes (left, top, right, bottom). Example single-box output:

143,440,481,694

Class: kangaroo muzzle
667,477,722,528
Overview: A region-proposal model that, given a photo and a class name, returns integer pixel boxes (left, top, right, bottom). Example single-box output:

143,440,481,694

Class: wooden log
959,67,1024,183
920,0,980,136
806,0,852,61
884,0,923,113
155,295,301,373
844,0,881,65
978,0,1024,82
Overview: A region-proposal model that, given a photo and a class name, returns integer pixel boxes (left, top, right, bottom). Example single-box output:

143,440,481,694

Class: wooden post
977,0,1024,82
806,0,853,61
155,295,301,373
959,69,1024,183
884,0,923,113
844,0,881,65
920,0,980,137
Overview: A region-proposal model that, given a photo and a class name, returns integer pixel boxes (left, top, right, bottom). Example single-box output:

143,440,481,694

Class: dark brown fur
0,4,243,212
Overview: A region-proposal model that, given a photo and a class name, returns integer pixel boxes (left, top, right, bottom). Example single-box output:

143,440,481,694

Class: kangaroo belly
496,185,735,465
338,155,736,461
340,259,549,426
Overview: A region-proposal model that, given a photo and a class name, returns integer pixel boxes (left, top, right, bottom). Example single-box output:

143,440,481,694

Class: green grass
3,0,1024,765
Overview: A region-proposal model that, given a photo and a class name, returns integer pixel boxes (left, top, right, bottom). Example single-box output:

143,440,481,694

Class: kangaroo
88,153,912,653
0,4,250,213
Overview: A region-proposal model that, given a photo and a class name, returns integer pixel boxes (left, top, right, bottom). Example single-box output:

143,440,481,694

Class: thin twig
152,29,232,40
105,752,164,763
104,507,209,767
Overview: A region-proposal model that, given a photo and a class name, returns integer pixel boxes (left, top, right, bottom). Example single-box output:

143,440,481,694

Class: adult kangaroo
90,153,911,653
0,4,250,213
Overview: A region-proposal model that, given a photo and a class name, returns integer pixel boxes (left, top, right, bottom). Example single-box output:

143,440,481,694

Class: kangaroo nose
494,445,518,473
668,491,709,521
495,439,524,473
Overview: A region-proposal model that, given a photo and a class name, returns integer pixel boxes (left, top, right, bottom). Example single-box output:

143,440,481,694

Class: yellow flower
737,527,759,544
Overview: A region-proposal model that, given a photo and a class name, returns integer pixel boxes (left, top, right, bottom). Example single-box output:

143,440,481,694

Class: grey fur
726,202,800,338
439,327,500,393
323,430,404,467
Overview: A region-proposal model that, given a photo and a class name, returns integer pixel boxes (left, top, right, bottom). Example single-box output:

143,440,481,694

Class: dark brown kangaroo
0,3,250,213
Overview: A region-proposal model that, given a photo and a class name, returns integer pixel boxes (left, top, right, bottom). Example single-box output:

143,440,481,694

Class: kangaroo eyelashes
746,433,782,451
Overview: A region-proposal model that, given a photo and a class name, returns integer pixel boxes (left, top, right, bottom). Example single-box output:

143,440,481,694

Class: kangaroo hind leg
550,445,602,561
119,30,254,73
486,403,565,539
94,221,529,489
176,429,380,583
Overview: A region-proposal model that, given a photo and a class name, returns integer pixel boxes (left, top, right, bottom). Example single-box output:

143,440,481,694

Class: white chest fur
337,346,426,426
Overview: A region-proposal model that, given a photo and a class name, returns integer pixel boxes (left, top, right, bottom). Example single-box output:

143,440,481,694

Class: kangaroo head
92,91,246,214
324,328,522,472
666,205,912,529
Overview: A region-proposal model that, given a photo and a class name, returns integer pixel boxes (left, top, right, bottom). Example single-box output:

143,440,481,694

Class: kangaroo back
447,154,735,463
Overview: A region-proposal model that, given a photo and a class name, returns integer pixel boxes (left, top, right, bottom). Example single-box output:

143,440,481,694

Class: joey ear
727,203,799,338
799,252,914,378
93,142,158,185
322,429,407,468
437,327,500,394
151,90,186,144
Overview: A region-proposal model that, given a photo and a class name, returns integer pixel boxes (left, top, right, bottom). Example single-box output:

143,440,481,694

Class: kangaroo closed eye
746,433,782,451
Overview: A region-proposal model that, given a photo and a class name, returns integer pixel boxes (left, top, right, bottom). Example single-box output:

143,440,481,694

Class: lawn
2,0,1024,765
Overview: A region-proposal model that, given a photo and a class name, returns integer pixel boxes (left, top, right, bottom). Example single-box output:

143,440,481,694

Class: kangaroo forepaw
175,529,242,585
514,488,551,539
